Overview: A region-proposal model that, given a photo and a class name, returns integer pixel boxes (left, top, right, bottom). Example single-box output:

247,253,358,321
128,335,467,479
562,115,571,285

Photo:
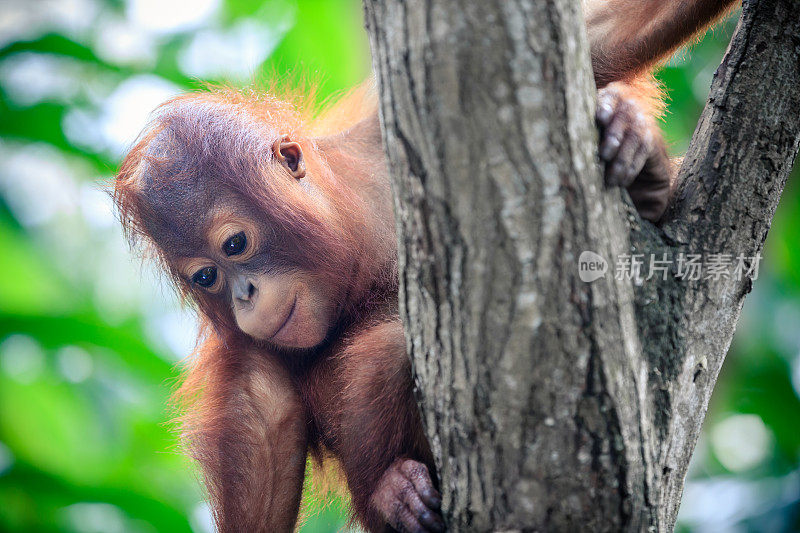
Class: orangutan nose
231,275,257,302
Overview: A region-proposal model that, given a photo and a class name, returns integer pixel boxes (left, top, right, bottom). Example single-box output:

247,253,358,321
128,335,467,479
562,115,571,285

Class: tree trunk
363,0,800,530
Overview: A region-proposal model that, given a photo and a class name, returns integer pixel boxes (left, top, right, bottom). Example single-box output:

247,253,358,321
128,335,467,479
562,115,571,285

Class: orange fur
302,319,434,531
173,328,308,532
116,77,417,531
585,0,740,87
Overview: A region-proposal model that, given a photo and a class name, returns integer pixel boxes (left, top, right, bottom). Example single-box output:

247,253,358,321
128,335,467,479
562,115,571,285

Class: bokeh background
0,1,796,532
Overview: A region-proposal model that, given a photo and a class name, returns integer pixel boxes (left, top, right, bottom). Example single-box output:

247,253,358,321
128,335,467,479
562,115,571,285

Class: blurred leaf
0,314,176,382
0,97,114,172
0,462,194,532
0,34,112,66
264,0,371,99
0,221,75,315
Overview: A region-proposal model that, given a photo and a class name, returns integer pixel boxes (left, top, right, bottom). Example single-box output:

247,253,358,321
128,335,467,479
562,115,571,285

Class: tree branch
655,0,800,526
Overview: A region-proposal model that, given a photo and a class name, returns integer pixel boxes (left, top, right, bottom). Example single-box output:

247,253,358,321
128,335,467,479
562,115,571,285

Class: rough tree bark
363,0,800,530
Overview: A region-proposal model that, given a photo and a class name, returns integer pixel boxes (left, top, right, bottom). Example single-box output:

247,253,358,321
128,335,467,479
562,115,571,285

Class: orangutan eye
192,266,217,288
223,232,247,256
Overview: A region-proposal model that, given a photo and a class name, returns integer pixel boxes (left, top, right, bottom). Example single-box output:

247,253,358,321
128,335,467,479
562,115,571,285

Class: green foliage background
0,1,796,532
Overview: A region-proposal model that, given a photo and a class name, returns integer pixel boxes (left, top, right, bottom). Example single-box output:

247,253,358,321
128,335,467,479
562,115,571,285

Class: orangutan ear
273,134,306,179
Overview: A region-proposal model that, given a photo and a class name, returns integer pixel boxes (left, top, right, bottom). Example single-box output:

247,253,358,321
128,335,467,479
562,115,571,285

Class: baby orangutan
114,1,737,530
